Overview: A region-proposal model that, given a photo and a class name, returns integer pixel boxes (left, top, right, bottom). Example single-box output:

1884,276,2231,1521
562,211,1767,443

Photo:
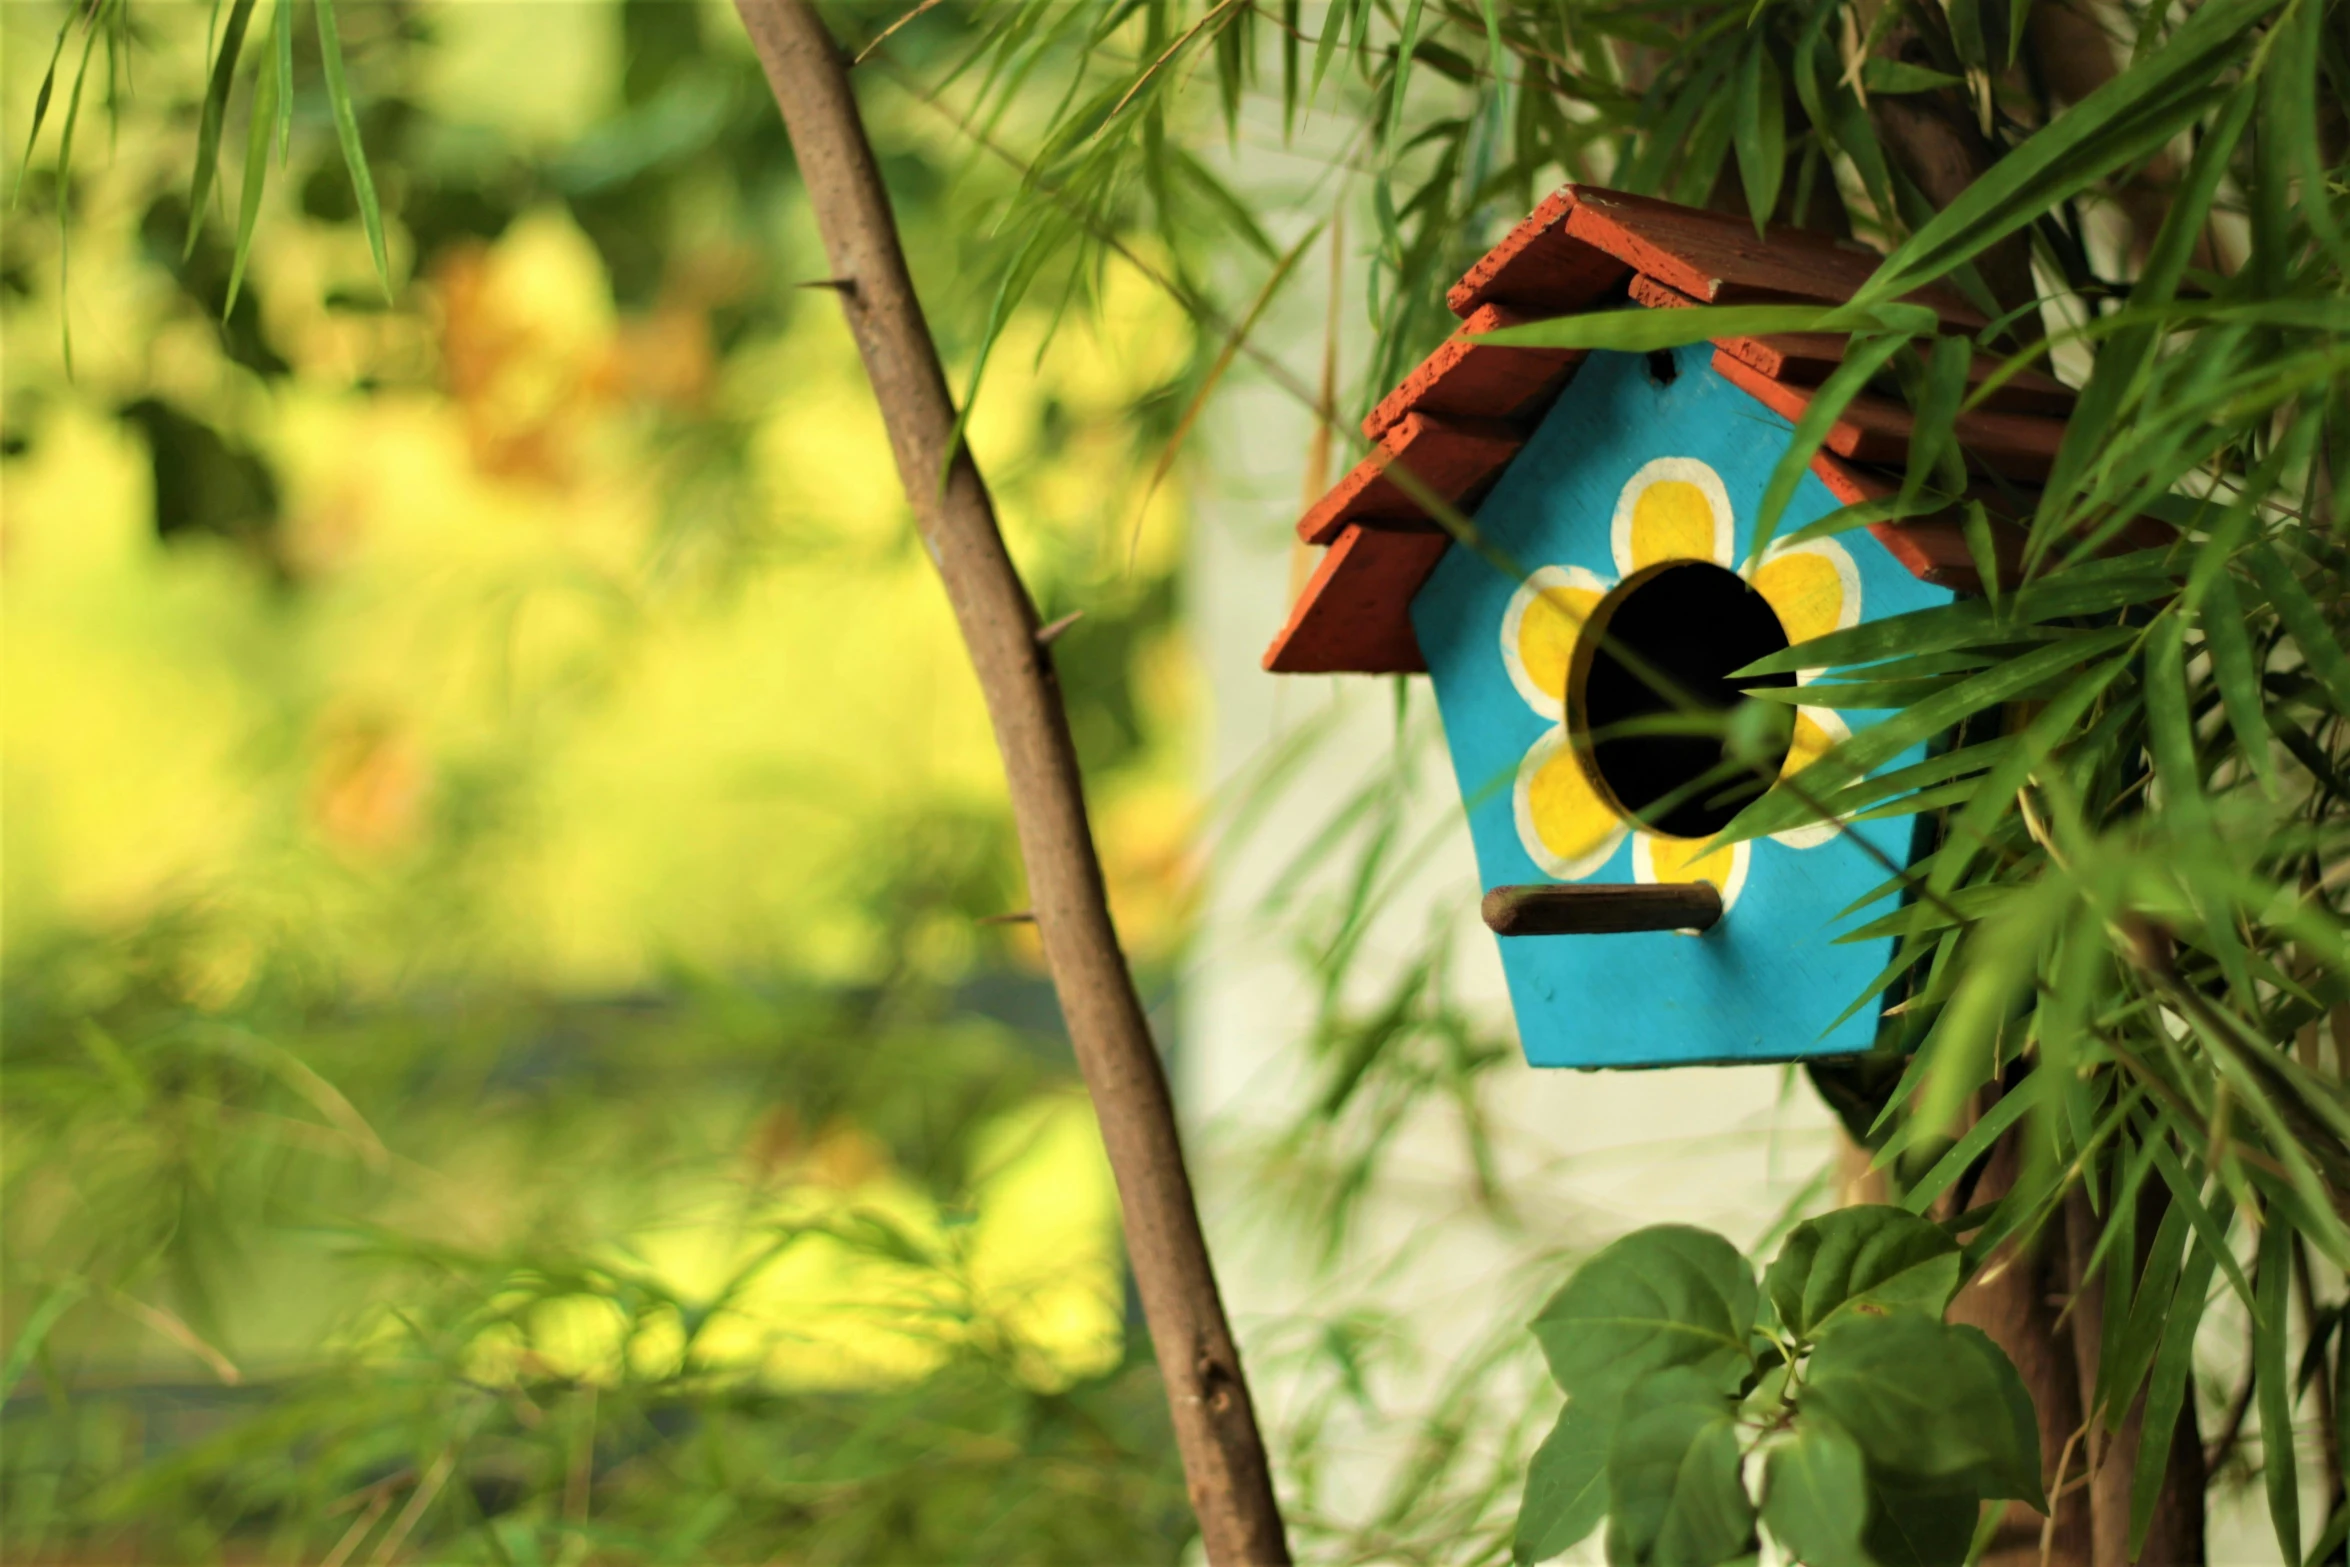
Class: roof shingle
1267,184,2086,677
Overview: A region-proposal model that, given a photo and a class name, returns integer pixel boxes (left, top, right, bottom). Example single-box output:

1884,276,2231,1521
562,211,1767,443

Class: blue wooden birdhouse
1265,187,2085,1071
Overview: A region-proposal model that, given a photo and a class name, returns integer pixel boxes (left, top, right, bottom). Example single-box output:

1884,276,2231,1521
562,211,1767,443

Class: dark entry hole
1575,562,1796,839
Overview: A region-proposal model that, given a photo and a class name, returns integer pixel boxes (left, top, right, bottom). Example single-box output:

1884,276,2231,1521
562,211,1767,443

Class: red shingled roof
1264,185,2083,677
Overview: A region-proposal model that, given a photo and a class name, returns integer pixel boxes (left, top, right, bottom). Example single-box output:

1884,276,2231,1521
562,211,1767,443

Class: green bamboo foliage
913,0,2345,1558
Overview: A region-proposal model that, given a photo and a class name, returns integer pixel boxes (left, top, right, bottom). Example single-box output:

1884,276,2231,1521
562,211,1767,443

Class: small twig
796,276,857,294
318,1491,390,1567
1108,0,1245,123
565,1384,596,1525
2041,1420,2086,1567
851,0,942,63
977,909,1037,925
368,1448,454,1565
1035,610,1083,645
113,1294,240,1385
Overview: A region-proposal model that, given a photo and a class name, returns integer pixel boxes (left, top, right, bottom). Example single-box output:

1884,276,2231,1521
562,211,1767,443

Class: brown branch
729,5,1289,1562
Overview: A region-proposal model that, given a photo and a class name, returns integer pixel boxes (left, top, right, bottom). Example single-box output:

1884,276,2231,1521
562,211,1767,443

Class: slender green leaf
1473,301,1935,353
186,0,258,255
315,0,391,296
2130,1233,2220,1556
1750,331,1913,563
224,3,282,317
1856,0,2285,308
2144,612,2209,827
1733,42,1784,232
2200,564,2282,793
0,1282,85,1394
11,6,78,209
2247,544,2350,717
2258,1220,2303,1566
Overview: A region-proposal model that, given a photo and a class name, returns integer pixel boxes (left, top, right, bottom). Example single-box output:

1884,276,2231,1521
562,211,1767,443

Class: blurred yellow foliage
2,0,1191,1398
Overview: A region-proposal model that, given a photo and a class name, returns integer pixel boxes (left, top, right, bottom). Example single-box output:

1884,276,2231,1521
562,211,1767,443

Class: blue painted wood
1409,342,1955,1069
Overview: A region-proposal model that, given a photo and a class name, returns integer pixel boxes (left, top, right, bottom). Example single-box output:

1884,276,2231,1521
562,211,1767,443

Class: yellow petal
1780,708,1840,779
1627,480,1720,570
1502,566,1607,719
1643,832,1741,892
1515,729,1624,879
1519,587,1599,706
1769,707,1850,848
1751,543,1857,648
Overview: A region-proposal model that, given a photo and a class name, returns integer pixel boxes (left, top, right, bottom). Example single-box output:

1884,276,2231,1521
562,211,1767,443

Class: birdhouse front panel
1263,185,2083,1071
1408,342,1952,1068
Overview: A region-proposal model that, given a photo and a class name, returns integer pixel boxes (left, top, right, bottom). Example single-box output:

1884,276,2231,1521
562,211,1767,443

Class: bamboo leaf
1473,301,1936,352
1905,1072,2050,1210
1720,628,2137,847
186,0,259,256
2200,565,2283,793
2100,1194,2195,1424
2146,1141,2254,1310
1733,42,1784,233
2144,613,2208,828
224,1,284,318
11,7,78,209
51,16,99,378
1739,560,2176,675
2131,1234,2221,1556
1384,0,1427,148
2258,1219,2303,1565
275,0,294,159
1856,0,2285,311
2247,544,2350,718
315,0,391,297
1915,882,2073,1137
1750,330,1913,563
0,1281,85,1395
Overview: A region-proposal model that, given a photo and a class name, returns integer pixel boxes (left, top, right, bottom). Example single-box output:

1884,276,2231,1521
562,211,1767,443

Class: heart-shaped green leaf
1515,1398,1615,1564
1761,1420,1871,1567
1798,1316,2044,1509
1532,1226,1757,1403
1604,1367,1756,1567
1764,1206,1961,1342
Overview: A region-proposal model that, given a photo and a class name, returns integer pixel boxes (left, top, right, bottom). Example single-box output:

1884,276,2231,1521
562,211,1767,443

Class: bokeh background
1,3,1872,1563
4,3,1204,1558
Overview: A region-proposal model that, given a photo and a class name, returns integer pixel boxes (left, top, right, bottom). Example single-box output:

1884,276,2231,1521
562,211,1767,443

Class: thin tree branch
730,5,1289,1562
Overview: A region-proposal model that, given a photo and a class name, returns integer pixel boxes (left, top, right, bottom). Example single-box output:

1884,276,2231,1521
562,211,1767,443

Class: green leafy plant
1516,1211,2040,1566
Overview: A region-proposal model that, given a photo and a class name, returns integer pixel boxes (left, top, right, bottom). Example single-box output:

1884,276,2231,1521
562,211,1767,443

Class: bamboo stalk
729,5,1288,1562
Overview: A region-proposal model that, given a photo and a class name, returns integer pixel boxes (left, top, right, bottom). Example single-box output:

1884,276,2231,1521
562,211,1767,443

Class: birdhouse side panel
1409,342,1954,1069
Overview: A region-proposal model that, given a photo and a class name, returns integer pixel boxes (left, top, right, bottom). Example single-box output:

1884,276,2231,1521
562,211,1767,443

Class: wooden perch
1482,882,1724,936
731,5,1288,1563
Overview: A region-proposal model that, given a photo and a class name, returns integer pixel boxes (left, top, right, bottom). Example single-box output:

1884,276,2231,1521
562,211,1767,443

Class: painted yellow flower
1499,457,1859,912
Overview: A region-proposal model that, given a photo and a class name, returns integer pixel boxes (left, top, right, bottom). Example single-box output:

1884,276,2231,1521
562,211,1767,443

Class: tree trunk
730,5,1290,1562
1936,1121,2206,1567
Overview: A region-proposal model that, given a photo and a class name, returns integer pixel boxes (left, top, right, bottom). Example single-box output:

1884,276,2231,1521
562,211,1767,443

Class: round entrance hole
1573,561,1798,839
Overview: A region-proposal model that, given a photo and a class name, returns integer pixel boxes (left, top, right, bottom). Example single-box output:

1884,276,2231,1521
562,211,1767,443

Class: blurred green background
1,1,1210,1559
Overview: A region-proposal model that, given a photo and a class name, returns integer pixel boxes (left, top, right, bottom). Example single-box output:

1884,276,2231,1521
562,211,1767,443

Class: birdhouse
1266,186,2083,1070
